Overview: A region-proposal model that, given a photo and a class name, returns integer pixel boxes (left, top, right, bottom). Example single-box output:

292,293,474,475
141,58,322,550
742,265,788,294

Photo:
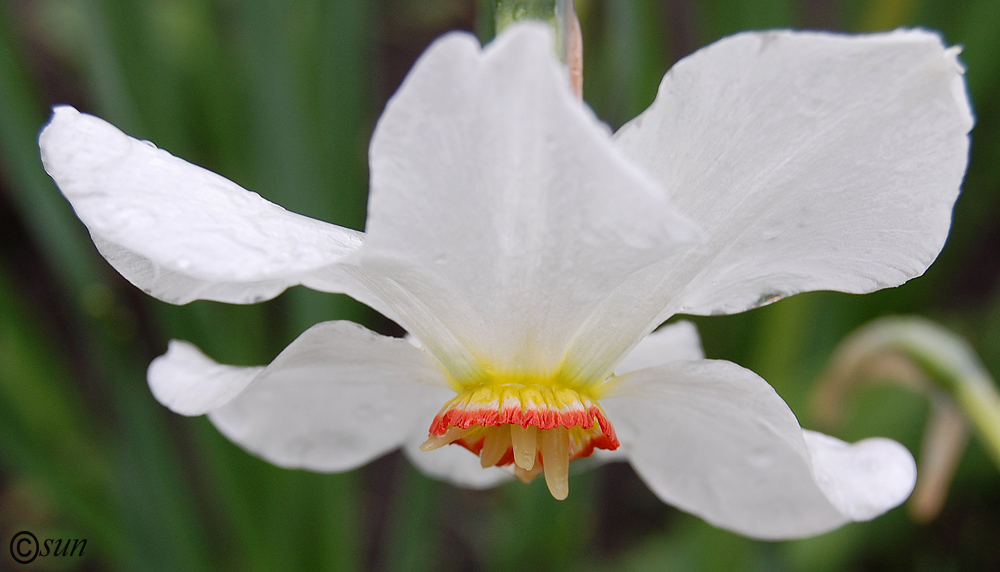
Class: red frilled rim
428,384,620,455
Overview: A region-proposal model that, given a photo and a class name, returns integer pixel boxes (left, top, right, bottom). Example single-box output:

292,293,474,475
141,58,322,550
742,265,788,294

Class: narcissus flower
39,24,972,539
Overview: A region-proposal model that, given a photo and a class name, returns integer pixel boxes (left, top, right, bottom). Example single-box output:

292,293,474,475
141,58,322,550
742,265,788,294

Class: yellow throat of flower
420,378,619,500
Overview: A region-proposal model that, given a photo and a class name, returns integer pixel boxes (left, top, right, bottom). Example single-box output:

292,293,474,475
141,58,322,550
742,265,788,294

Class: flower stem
494,0,584,98
495,0,557,33
815,317,1000,521
819,316,1000,469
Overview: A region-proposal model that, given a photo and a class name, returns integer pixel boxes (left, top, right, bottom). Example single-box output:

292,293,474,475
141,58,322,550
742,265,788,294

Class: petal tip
147,340,260,416
804,431,917,522
39,105,132,183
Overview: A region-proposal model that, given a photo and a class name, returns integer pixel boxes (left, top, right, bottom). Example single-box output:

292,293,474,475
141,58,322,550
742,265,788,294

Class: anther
480,425,511,468
542,426,570,500
510,424,538,470
419,426,471,451
513,461,543,484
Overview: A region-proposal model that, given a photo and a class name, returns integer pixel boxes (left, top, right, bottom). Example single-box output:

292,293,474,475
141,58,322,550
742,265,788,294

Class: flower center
419,381,619,500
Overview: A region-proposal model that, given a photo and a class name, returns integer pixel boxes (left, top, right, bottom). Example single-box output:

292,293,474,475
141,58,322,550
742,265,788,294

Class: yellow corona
420,378,618,499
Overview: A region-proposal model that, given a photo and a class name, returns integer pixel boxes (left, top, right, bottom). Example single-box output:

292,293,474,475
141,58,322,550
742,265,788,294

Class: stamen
513,461,544,484
419,426,471,451
542,426,570,500
480,425,511,468
510,424,538,470
424,380,620,499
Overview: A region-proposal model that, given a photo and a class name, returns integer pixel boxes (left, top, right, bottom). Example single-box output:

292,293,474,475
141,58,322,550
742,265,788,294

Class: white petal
803,430,916,522
614,320,704,375
40,106,365,305
614,29,971,319
602,360,914,539
361,24,701,378
568,31,972,382
148,340,262,416
151,321,454,472
402,432,513,490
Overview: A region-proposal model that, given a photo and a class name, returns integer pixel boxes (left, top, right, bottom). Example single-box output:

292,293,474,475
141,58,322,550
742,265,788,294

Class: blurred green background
1,0,999,570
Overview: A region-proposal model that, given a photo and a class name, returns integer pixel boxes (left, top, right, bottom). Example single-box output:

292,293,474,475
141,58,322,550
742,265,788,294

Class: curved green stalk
820,316,1000,469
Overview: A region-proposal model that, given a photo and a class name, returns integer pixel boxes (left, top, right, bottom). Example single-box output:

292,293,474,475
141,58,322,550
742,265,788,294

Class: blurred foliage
1,0,999,571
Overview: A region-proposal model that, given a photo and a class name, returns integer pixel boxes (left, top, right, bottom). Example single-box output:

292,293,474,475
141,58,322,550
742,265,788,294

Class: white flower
39,24,972,539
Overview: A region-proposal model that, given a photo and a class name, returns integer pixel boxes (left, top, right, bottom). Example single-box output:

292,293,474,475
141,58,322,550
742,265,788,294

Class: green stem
826,316,1000,469
495,0,557,34
494,0,581,78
